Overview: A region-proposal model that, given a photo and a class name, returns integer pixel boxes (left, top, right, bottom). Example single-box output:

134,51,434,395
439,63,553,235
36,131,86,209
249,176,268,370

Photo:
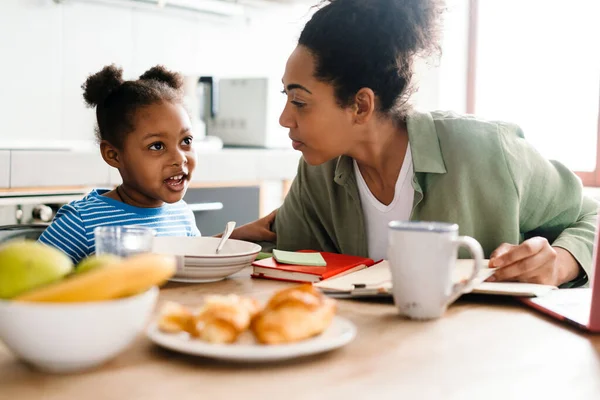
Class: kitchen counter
1,148,301,190
3,146,600,201
0,151,10,188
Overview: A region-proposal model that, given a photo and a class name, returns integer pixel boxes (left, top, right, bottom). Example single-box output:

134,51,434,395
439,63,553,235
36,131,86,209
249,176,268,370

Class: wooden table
2,268,600,400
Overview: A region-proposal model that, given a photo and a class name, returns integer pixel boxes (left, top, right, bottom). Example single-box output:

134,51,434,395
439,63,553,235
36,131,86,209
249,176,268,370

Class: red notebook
251,251,375,283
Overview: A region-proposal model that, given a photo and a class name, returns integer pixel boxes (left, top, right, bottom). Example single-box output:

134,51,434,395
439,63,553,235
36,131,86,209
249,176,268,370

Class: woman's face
279,45,356,165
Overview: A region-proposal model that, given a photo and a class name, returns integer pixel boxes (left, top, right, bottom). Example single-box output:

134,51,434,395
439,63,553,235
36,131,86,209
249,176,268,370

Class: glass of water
94,226,155,257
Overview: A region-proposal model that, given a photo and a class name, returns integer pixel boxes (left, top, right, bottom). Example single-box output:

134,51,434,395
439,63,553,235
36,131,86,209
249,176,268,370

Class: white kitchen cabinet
256,149,300,180
195,149,301,183
61,2,135,143
132,10,200,75
38,148,299,187
0,151,10,188
190,19,233,75
0,1,63,145
193,149,259,183
10,150,110,188
2,148,298,189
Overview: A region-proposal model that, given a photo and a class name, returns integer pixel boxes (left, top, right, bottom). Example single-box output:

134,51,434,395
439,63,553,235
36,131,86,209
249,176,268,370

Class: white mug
387,221,484,320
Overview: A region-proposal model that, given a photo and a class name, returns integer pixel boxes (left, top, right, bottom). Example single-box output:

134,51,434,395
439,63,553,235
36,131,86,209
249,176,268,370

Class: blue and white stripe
38,189,200,263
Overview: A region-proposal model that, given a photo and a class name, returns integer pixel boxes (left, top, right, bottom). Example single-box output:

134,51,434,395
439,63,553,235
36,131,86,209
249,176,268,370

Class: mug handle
446,236,484,306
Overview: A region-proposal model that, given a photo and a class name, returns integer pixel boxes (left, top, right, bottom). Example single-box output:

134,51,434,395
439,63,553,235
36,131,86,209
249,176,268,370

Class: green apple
0,240,74,299
76,254,122,274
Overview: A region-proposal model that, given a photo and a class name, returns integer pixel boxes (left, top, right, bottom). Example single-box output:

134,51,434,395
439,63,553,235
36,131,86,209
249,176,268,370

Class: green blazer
271,110,598,286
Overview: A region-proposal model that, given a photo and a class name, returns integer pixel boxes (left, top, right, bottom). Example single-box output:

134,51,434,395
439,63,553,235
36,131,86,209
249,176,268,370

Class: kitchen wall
0,0,311,148
0,0,469,149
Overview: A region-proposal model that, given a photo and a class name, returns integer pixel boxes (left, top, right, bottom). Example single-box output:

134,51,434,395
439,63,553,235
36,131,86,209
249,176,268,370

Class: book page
456,260,557,296
315,260,494,292
316,259,556,297
473,282,556,297
315,261,392,292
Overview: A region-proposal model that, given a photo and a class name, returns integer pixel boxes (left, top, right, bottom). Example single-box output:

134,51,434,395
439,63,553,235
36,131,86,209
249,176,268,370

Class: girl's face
117,101,196,207
279,45,357,165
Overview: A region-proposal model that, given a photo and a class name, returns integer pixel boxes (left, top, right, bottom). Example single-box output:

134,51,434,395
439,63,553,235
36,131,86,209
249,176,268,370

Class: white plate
152,237,261,283
169,260,250,283
146,316,357,362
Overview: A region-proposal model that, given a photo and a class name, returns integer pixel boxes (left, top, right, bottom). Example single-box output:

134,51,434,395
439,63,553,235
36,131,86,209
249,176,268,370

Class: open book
315,260,558,298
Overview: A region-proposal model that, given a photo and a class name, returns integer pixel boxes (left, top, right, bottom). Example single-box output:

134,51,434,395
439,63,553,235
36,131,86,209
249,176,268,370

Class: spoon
216,221,236,254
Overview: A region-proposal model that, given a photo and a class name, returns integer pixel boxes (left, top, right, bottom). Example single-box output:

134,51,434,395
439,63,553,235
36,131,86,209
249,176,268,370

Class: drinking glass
94,226,155,258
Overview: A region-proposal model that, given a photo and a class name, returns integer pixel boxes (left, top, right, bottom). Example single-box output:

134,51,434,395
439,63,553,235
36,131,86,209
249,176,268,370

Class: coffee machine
196,77,289,149
182,76,223,150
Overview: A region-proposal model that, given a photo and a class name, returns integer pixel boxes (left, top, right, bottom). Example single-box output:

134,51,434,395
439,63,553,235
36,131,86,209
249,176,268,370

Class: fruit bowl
152,236,261,283
0,286,158,373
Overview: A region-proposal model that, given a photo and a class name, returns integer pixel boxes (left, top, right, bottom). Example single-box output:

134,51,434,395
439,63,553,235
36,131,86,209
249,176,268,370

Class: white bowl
0,287,158,374
152,236,261,283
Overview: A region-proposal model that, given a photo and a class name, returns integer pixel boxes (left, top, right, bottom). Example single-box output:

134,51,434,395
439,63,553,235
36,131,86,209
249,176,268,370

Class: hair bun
139,65,183,90
82,64,124,107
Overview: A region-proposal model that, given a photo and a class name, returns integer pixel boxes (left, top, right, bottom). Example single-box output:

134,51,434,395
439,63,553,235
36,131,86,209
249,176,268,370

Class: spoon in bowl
216,221,236,254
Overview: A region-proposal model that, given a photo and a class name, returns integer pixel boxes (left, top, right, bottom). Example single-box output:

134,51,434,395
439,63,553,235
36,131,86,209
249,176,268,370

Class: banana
14,253,176,303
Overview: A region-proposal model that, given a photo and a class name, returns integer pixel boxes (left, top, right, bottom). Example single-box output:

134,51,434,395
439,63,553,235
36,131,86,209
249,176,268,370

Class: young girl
39,65,200,263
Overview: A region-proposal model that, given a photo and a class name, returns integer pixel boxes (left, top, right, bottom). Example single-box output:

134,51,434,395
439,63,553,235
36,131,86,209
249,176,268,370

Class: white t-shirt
353,146,414,261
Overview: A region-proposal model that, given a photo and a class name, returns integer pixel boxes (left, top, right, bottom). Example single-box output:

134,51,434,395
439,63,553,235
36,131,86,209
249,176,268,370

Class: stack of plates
152,236,261,283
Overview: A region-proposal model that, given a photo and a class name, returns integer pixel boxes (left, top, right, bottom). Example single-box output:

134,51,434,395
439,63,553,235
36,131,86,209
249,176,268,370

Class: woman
234,0,597,287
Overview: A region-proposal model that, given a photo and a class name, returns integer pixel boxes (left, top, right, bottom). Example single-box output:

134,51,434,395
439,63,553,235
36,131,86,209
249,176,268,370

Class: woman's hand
488,237,580,286
227,210,277,243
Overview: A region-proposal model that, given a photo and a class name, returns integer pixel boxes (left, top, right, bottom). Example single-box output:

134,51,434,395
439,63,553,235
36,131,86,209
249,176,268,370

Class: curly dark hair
299,0,444,118
82,64,184,148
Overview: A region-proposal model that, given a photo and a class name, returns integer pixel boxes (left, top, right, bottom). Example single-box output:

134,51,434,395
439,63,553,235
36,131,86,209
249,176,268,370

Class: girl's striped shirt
38,189,200,263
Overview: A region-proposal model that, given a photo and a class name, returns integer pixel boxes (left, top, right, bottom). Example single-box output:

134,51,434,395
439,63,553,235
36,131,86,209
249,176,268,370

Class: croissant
251,284,336,345
194,294,262,344
157,301,198,335
157,295,261,344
